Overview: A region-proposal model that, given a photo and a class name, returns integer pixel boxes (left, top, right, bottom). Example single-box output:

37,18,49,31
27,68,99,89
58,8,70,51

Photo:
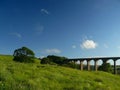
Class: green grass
1,55,120,90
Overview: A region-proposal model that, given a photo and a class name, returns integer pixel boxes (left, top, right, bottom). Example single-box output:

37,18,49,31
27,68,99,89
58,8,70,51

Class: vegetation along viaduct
68,57,120,74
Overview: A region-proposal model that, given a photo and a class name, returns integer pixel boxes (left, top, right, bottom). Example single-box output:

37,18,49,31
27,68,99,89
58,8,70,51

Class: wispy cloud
41,9,50,15
81,35,93,41
72,45,76,49
80,40,97,49
117,46,120,49
35,24,44,35
10,32,22,38
44,48,61,54
103,44,109,48
40,56,45,59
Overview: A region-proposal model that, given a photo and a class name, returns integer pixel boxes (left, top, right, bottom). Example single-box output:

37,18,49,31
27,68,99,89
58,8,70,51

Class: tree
40,55,68,65
98,62,112,73
13,46,35,63
41,57,50,64
47,55,68,65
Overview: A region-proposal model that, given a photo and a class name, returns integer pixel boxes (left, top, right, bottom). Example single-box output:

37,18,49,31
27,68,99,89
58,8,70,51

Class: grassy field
1,55,120,90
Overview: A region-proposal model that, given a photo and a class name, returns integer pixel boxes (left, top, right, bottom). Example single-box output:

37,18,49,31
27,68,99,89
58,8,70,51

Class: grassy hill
1,55,120,90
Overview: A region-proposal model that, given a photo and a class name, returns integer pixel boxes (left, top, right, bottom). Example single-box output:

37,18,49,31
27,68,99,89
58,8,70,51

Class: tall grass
0,55,120,90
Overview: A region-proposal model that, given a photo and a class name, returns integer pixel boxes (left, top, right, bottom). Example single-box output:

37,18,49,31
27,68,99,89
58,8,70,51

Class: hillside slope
0,55,120,90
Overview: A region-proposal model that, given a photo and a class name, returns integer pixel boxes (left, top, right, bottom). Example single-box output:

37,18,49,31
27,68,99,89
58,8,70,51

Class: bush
98,63,112,73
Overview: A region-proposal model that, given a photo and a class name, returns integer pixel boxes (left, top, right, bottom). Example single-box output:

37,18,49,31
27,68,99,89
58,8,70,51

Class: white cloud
81,40,97,49
41,9,50,15
10,32,22,38
45,49,61,54
72,45,76,49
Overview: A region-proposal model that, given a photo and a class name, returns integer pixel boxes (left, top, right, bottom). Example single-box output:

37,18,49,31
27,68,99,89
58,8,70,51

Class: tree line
13,46,112,73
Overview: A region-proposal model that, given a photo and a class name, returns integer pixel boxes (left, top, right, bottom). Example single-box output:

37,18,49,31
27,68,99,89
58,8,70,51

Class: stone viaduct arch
68,57,120,74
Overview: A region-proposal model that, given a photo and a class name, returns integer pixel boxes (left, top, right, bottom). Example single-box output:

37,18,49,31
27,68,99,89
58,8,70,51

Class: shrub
98,63,112,73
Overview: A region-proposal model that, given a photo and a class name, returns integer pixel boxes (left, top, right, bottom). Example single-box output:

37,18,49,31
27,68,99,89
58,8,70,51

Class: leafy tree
41,57,50,64
13,46,35,63
40,55,68,65
98,62,112,73
47,55,68,65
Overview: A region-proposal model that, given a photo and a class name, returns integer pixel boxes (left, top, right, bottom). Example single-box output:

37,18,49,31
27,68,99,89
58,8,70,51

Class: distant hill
0,55,120,90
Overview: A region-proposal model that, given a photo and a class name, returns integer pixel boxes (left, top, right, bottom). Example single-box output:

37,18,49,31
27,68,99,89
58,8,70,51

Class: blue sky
1,0,120,61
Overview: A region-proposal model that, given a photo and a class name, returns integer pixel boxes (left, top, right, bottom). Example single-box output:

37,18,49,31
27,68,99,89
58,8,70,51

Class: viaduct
68,57,120,74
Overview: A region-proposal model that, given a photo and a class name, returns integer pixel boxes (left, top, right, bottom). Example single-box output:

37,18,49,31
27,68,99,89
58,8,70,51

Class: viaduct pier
68,57,120,74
